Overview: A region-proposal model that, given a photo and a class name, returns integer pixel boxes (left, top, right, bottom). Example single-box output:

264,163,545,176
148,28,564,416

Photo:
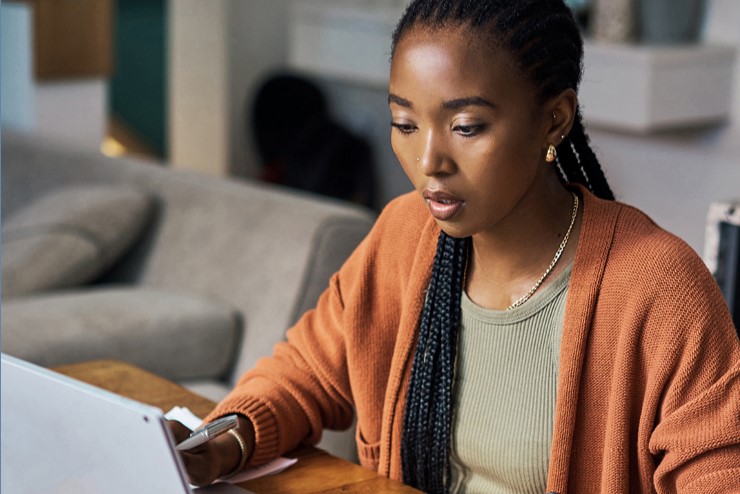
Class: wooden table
54,360,419,493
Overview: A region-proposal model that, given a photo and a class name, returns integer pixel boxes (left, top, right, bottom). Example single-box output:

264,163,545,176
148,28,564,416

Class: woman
171,1,740,492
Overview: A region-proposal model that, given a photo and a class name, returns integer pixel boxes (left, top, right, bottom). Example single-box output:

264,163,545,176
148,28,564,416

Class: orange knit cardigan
208,187,740,493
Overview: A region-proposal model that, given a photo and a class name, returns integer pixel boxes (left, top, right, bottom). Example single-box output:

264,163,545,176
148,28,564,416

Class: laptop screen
1,354,248,494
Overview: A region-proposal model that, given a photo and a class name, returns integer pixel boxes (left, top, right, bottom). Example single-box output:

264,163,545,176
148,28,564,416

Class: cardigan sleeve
645,246,740,493
203,272,355,466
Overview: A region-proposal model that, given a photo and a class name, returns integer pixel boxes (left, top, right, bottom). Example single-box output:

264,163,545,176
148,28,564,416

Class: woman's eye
391,122,416,134
453,124,484,137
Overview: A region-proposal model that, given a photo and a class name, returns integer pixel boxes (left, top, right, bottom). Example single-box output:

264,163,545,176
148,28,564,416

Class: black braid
558,109,615,200
393,1,615,492
401,232,468,493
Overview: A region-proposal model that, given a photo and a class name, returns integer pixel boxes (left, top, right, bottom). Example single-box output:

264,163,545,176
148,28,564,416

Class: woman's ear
544,88,577,147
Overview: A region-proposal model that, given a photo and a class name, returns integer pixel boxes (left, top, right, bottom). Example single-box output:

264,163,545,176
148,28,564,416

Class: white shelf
288,3,400,86
580,42,736,133
287,5,737,133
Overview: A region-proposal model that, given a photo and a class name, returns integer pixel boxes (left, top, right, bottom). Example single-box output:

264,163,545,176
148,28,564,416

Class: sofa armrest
1,287,243,382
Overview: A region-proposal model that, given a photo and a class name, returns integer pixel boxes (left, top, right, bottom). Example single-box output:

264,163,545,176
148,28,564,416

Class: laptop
1,353,250,494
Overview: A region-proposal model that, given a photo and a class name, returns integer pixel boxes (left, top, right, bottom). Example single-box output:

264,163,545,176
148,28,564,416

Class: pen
176,414,238,451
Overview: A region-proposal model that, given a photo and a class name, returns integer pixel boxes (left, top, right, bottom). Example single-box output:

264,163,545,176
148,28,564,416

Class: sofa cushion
0,287,242,381
2,185,154,298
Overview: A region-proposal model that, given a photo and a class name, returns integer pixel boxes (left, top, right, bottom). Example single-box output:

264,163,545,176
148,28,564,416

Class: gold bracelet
221,428,248,479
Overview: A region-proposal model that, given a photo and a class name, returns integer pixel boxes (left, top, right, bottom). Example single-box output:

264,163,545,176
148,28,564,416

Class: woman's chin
435,221,471,240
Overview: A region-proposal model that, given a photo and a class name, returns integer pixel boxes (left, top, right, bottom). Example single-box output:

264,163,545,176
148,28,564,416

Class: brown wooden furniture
54,360,419,493
8,0,114,79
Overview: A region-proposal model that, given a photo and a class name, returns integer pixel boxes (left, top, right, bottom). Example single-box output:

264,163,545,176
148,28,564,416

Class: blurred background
2,0,739,253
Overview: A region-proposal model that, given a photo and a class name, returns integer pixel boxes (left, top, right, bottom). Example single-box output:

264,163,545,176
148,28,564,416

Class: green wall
110,0,167,156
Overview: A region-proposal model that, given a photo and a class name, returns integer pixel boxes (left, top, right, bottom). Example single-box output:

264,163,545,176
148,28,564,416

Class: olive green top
449,262,572,493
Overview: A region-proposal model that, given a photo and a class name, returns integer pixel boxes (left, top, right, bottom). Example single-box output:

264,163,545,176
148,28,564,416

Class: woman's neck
465,179,582,310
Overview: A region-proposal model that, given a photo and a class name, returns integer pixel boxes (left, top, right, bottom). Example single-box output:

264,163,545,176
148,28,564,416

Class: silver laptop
1,353,250,494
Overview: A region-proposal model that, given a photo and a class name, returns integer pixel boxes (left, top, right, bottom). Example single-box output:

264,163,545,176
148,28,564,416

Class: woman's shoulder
580,190,701,269
582,192,721,306
363,191,438,250
336,191,438,281
576,193,737,356
611,200,705,274
375,191,432,231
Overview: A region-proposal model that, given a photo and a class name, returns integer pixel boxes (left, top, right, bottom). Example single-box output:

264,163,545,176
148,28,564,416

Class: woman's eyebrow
388,93,413,108
388,94,495,110
442,96,495,109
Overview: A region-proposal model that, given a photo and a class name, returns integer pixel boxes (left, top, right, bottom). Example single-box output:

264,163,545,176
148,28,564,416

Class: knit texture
207,185,740,492
449,262,571,493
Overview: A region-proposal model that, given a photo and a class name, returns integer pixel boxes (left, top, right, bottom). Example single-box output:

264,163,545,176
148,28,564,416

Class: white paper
165,406,203,430
217,457,297,484
165,407,297,484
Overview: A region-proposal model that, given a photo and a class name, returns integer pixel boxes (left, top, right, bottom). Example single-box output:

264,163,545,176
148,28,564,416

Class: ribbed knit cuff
205,395,280,467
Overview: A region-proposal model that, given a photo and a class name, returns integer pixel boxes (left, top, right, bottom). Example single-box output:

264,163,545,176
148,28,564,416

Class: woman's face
389,25,555,239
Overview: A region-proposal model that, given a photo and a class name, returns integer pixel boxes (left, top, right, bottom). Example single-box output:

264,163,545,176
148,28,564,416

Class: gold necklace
507,192,579,310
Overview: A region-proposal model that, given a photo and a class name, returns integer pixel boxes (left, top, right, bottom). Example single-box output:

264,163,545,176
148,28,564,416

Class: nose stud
416,156,420,162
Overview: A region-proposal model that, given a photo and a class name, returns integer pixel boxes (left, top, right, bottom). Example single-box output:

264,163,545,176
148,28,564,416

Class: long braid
401,232,468,492
555,109,615,200
572,110,615,200
394,1,615,491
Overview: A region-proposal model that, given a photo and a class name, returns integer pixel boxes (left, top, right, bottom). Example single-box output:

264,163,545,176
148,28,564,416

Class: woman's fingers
167,419,193,444
180,445,223,487
166,420,221,486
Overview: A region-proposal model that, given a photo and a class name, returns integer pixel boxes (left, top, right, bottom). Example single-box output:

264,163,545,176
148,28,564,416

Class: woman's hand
167,416,255,487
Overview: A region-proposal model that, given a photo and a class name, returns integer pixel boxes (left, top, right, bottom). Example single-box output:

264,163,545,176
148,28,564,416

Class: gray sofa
1,130,376,460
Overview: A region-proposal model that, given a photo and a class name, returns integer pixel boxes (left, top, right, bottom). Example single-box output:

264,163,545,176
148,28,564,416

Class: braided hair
392,1,614,492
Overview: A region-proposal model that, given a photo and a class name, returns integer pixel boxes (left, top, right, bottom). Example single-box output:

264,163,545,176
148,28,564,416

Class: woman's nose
418,129,453,176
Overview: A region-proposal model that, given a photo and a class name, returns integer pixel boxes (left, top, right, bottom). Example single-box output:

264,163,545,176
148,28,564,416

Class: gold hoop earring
545,144,557,163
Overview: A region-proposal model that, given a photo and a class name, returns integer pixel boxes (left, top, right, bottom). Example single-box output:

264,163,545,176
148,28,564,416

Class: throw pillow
2,185,154,297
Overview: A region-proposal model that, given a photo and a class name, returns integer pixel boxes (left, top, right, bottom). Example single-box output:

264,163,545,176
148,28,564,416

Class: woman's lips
423,189,464,221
